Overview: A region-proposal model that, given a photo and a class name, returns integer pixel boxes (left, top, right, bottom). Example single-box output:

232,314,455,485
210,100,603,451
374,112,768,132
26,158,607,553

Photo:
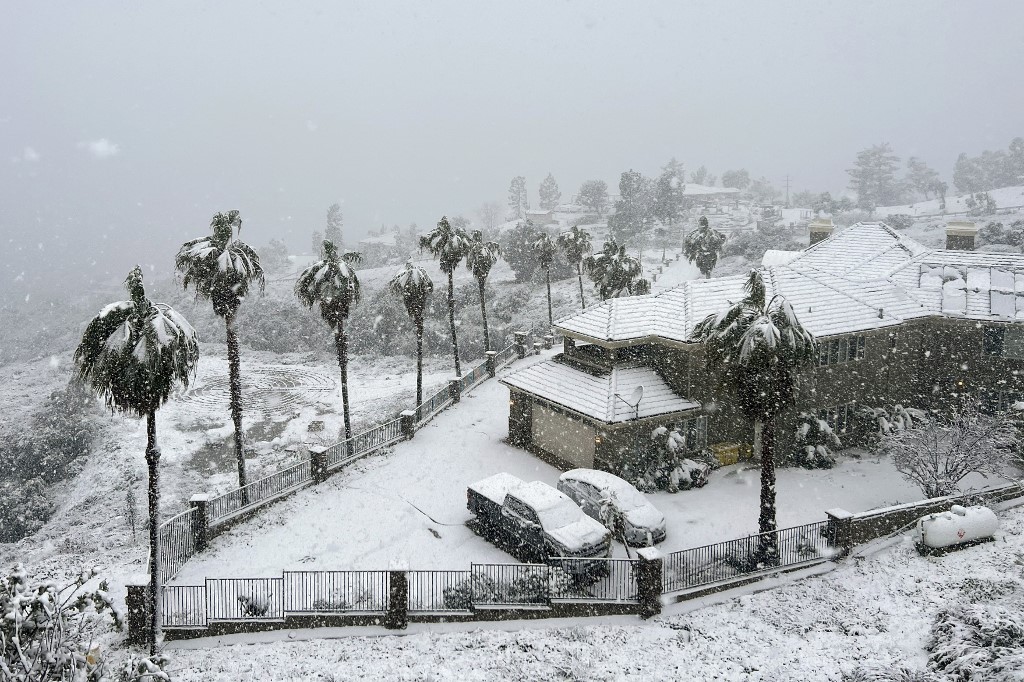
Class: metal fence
205,577,285,621
459,361,489,393
407,570,473,613
207,460,313,525
550,558,639,602
157,509,198,585
661,520,832,594
283,571,389,613
416,385,454,426
162,585,207,628
469,563,550,607
494,344,518,369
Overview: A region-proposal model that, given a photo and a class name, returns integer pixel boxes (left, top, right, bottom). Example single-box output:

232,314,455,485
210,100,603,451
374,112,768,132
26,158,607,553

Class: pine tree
906,157,940,199
508,176,529,219
721,169,751,190
538,173,561,211
609,170,654,246
653,166,686,230
577,179,609,216
847,143,902,211
326,203,344,249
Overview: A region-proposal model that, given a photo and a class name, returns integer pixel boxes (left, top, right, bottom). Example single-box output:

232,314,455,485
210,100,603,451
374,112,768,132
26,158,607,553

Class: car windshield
536,498,582,529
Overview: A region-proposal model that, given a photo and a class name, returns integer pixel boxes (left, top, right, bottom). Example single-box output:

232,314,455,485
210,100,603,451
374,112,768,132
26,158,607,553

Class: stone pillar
675,253,680,261
825,507,854,556
385,569,409,630
563,336,576,355
309,445,329,484
543,334,553,350
514,331,528,359
449,378,462,404
533,341,542,356
125,576,152,647
188,494,211,551
400,409,417,440
636,547,663,619
485,350,497,377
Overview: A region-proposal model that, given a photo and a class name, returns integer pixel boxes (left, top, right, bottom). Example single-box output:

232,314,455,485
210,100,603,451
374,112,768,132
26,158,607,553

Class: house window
984,326,1024,359
817,335,865,366
817,401,857,435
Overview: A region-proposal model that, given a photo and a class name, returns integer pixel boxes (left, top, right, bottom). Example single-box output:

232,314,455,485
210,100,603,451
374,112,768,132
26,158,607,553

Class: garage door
532,403,595,468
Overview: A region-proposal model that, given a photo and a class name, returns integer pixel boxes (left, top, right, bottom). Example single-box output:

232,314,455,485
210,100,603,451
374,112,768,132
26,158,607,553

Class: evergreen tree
175,211,264,493
465,231,501,351
326,203,344,249
421,216,471,376
538,173,561,211
577,179,609,216
953,153,986,194
311,230,324,257
721,169,751,190
690,165,710,185
847,143,902,211
556,224,593,310
1010,137,1024,186
691,270,816,563
75,267,199,654
508,176,529,219
684,216,726,278
609,169,655,246
906,157,941,199
653,166,686,230
389,261,433,409
294,241,362,447
584,238,643,301
533,232,556,327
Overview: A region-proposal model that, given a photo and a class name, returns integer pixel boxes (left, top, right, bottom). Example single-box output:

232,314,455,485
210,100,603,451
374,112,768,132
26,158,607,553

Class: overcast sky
3,1,1023,296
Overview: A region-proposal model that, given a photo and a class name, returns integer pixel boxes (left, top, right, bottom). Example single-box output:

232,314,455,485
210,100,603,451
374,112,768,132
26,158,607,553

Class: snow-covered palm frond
420,216,470,274
389,260,434,319
532,232,555,269
175,210,265,318
683,216,727,278
556,225,592,264
583,238,643,300
75,266,199,417
466,231,501,281
294,240,361,329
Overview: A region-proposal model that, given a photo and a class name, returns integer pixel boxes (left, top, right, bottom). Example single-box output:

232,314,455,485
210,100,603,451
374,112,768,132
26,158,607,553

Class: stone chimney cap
946,221,977,236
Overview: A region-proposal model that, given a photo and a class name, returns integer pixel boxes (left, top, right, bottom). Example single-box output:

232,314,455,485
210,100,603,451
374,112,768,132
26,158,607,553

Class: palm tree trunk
225,315,248,498
755,418,780,566
576,264,586,310
415,316,424,411
447,272,461,376
145,410,160,656
478,278,490,352
334,322,353,453
545,268,553,327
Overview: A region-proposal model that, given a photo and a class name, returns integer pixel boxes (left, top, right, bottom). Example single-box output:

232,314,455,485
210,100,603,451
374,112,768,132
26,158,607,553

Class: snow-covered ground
164,503,1024,681
170,345,1009,583
875,185,1024,218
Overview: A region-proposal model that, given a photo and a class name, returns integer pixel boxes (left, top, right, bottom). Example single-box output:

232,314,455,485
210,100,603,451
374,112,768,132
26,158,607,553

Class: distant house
502,221,1024,472
526,209,555,227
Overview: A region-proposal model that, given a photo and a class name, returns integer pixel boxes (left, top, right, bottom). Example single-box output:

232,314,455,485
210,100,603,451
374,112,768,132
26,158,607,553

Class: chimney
808,217,834,246
946,221,977,251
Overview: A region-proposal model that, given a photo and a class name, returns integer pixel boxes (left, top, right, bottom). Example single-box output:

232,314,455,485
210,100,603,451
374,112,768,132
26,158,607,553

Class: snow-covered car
557,469,667,546
467,473,611,574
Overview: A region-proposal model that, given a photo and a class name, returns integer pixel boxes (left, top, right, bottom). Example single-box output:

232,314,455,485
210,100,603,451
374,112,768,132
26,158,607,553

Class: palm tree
683,216,727,278
556,224,592,310
75,266,199,655
583,238,643,301
691,270,815,564
389,261,434,410
420,216,471,376
465,231,501,352
533,232,556,327
295,240,362,447
175,210,264,492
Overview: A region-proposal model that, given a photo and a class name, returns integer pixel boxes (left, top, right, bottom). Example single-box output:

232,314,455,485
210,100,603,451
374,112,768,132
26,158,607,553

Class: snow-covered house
502,221,1024,472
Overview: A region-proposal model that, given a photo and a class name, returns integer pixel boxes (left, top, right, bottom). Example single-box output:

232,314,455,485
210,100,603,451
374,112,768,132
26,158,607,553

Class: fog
2,0,1023,296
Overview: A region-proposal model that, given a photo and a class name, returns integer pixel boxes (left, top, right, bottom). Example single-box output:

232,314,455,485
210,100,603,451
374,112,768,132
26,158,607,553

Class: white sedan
556,469,667,546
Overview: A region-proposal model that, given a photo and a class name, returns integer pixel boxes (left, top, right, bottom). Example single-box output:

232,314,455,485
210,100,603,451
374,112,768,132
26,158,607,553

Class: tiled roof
555,222,1024,344
500,360,699,423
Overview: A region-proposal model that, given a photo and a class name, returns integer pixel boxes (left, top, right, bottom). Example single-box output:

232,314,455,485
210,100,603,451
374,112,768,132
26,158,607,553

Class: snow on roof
468,472,526,505
555,222,1024,344
501,360,700,423
762,250,802,267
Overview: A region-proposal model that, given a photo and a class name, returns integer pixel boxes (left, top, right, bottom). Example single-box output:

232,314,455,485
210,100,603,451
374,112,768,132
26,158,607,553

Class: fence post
825,507,854,557
125,576,152,647
188,494,210,551
400,409,417,440
485,350,497,377
309,445,329,484
449,378,462,404
514,331,528,359
636,548,663,619
385,568,409,630
543,334,553,350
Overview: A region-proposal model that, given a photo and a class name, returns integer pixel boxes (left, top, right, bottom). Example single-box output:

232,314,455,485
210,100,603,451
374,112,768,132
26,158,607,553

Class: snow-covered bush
441,568,572,610
792,412,840,469
884,214,915,231
843,663,938,682
928,603,1024,680
858,404,926,449
0,564,122,682
0,478,54,543
621,426,711,493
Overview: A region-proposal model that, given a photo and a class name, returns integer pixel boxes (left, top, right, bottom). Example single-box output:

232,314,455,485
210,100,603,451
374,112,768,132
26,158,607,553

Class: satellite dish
628,385,644,406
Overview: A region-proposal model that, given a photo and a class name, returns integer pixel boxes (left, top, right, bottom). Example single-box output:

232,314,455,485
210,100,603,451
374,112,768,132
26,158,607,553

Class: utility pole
784,175,791,208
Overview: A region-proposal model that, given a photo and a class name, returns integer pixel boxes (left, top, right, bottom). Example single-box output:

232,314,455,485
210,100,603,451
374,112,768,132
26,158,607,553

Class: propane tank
915,504,998,551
